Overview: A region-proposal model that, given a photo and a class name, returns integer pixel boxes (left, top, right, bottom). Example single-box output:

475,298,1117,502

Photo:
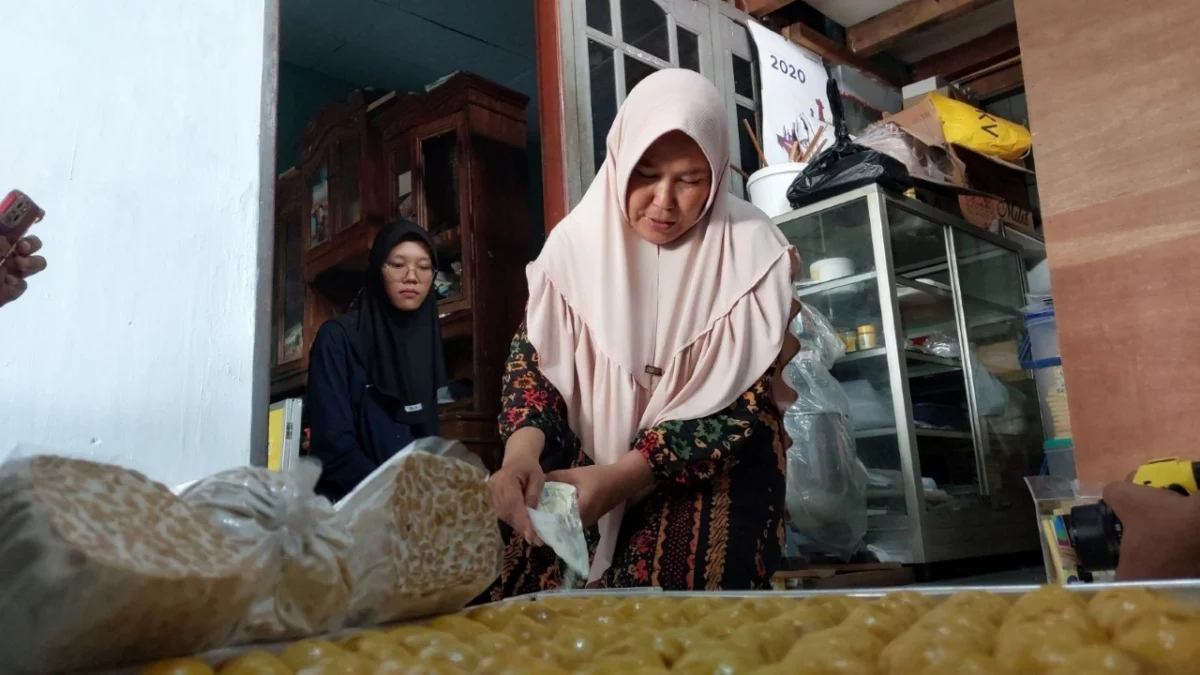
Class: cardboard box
958,193,1036,235
912,185,1035,236
876,98,1035,203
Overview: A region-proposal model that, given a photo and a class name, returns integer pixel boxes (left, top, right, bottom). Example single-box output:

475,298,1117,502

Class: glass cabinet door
336,137,362,232
278,209,305,365
778,195,907,516
415,123,466,309
307,161,330,249
951,231,1040,498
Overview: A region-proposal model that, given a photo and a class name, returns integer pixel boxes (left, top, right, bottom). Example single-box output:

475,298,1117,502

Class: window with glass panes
563,0,762,202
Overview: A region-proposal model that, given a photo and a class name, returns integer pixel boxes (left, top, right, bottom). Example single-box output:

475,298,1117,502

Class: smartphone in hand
0,190,45,268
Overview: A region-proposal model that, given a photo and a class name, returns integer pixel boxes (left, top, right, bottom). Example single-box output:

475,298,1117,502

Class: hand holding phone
0,190,47,307
0,190,44,268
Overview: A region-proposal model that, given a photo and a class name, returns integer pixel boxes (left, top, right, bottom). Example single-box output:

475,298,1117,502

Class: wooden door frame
535,0,569,232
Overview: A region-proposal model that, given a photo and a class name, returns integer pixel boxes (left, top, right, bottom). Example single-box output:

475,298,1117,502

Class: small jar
857,324,878,350
840,330,858,353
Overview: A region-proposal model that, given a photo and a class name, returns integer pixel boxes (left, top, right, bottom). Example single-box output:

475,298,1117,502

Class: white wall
0,1,277,487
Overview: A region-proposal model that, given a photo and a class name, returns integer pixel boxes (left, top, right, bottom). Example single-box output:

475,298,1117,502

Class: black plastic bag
787,78,913,209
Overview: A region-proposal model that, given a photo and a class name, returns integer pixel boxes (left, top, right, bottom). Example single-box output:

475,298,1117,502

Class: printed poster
747,21,834,166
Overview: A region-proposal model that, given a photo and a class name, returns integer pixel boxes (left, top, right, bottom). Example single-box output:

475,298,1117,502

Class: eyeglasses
383,261,434,278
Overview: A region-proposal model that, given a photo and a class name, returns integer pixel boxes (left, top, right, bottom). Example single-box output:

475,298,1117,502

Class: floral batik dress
476,321,787,602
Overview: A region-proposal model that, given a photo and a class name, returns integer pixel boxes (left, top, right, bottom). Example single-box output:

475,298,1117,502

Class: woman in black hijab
307,220,447,500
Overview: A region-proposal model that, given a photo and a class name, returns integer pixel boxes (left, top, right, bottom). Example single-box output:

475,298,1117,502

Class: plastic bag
928,93,1032,161
527,482,589,586
853,121,959,185
782,304,868,560
335,437,502,627
0,448,257,674
787,79,913,210
179,460,352,643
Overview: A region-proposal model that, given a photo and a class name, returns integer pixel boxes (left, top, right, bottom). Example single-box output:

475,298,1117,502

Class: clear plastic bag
335,437,502,627
0,447,259,674
178,460,352,643
782,304,868,560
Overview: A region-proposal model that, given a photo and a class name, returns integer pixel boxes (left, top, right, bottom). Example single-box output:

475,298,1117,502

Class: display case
775,184,1043,563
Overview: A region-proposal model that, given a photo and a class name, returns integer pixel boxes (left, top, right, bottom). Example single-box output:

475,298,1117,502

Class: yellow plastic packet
927,92,1032,161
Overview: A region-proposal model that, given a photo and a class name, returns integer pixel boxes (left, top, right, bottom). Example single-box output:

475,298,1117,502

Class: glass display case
776,184,1043,563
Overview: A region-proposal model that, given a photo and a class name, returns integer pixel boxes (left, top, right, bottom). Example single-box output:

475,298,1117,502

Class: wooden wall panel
1015,0,1200,481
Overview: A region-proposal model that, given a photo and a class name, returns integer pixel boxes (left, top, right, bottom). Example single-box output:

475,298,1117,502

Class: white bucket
746,162,808,218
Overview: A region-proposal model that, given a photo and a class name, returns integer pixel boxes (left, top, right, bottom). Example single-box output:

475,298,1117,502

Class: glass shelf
856,427,973,440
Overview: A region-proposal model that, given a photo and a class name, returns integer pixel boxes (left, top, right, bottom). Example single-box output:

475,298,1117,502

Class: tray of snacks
122,581,1200,674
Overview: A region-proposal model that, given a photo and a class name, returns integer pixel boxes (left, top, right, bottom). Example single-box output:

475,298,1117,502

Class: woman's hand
1103,480,1200,581
548,452,654,528
489,427,546,545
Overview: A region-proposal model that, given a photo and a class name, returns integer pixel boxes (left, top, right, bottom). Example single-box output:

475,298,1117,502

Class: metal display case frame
775,184,1043,564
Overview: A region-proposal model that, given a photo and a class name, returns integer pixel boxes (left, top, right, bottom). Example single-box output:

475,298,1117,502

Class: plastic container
1034,365,1070,440
1024,309,1060,364
1042,438,1076,479
747,162,808,218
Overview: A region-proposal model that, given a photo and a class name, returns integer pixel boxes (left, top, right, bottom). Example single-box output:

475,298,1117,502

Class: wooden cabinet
271,74,532,471
297,90,390,284
376,73,532,471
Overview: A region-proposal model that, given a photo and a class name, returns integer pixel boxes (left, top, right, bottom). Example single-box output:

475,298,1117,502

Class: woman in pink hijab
481,69,796,596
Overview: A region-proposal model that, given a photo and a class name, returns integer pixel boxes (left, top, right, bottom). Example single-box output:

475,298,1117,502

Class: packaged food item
0,455,255,674
526,481,589,584
179,460,353,642
336,438,502,626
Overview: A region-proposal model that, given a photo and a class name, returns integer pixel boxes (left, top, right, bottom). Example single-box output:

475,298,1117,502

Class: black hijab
335,220,446,430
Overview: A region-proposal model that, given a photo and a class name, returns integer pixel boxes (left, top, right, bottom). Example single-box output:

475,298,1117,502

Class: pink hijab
526,69,794,582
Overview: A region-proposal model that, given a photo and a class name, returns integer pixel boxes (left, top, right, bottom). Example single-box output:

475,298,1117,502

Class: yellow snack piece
935,590,1011,626
295,654,377,675
279,640,344,672
1045,645,1144,675
340,631,412,664
874,590,934,623
427,615,487,641
802,595,864,623
726,620,796,664
878,631,985,675
388,627,442,647
1088,587,1181,635
672,646,760,675
465,604,518,630
917,652,1005,675
1114,609,1200,669
140,659,217,675
787,651,878,675
679,595,731,623
736,595,787,620
217,652,292,675
500,614,553,642
787,626,885,665
597,630,682,666
769,605,837,639
995,621,1096,674
471,631,518,655
418,640,481,671
842,603,911,643
1006,585,1086,623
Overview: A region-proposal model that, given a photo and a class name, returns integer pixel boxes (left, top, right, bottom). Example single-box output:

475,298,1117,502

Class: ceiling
280,0,538,99
803,0,1015,65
